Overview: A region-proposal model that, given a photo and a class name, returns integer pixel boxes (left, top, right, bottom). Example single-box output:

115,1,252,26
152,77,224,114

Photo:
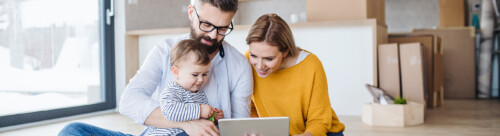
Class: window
0,0,115,127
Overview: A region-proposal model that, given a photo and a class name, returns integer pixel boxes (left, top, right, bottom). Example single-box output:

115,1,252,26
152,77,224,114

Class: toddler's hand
200,104,214,118
214,108,224,120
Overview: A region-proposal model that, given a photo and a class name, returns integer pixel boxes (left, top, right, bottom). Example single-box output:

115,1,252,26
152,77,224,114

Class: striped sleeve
160,87,201,122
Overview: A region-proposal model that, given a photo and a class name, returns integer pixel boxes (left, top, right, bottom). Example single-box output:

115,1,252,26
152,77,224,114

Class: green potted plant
393,97,407,104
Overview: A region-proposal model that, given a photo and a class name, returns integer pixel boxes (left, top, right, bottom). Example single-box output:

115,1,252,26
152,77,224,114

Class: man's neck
209,49,219,60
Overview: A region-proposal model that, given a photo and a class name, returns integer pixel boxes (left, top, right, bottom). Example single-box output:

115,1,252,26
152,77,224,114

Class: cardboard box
306,0,385,25
413,27,476,99
378,43,401,98
362,102,424,127
440,0,466,27
374,22,389,87
399,43,426,104
388,34,444,107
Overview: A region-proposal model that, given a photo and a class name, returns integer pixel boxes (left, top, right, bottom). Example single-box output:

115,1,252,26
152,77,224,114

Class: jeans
175,132,189,136
327,131,344,136
59,122,341,136
58,122,137,136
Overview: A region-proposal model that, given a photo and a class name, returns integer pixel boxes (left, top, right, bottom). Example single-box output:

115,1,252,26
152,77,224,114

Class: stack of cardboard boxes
386,34,444,108
365,0,476,127
370,27,476,127
412,28,476,99
382,27,476,104
306,0,475,127
366,42,427,127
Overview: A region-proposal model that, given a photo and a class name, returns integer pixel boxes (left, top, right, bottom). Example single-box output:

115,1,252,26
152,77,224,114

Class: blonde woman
245,14,345,136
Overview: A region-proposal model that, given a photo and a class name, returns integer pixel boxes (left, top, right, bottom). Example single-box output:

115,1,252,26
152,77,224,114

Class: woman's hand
291,132,313,136
181,119,219,136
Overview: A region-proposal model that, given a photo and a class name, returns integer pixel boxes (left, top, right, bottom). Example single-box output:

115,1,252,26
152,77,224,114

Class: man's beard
190,27,224,54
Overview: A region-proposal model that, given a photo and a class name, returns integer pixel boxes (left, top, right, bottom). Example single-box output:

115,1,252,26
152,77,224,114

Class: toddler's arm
160,89,203,122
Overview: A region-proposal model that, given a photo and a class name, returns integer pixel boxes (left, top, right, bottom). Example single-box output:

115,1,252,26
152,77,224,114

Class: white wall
137,23,376,116
123,0,305,31
236,0,306,25
385,0,440,33
125,0,190,30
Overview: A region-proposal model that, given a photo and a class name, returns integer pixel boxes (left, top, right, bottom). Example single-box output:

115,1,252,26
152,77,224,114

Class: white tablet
218,117,289,136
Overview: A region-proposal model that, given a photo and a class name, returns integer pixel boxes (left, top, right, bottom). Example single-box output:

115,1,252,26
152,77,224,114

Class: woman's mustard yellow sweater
246,51,345,136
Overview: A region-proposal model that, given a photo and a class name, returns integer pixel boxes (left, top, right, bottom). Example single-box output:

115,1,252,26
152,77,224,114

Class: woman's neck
279,49,302,70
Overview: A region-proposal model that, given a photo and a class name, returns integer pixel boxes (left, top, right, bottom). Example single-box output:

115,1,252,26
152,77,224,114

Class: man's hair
191,0,238,12
246,13,299,57
170,39,211,67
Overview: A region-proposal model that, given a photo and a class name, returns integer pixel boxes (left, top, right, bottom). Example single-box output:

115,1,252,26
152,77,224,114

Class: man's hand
181,119,219,136
200,104,215,118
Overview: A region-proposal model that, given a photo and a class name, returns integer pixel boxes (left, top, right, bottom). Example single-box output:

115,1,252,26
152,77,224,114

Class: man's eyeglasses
193,7,233,36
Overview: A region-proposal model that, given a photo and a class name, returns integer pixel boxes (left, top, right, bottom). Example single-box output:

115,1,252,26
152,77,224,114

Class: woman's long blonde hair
246,13,299,57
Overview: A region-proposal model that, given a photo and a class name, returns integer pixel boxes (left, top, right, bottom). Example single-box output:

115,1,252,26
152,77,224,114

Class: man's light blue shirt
119,34,253,125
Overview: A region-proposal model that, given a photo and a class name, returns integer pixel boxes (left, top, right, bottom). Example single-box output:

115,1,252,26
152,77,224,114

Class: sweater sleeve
304,57,332,136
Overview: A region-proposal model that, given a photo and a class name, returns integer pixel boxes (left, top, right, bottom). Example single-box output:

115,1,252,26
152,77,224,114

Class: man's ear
188,5,194,21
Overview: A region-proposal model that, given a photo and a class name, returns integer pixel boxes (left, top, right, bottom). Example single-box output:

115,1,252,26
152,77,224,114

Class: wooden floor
0,99,499,136
344,99,500,136
0,112,144,136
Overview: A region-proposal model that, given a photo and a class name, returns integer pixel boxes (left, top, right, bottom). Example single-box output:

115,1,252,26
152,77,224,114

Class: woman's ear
283,50,289,58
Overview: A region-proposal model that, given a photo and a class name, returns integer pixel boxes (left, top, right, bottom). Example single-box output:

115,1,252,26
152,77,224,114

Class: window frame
0,0,115,128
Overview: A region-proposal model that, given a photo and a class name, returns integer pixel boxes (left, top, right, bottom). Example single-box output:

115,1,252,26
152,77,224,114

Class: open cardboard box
371,43,426,127
362,102,424,127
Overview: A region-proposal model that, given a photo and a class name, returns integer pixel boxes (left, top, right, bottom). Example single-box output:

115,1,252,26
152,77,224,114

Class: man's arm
144,108,180,128
119,45,164,125
230,60,254,118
